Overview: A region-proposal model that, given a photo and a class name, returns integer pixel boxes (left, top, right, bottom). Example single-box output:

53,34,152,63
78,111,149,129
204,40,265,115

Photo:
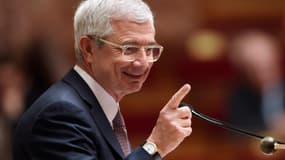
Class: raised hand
147,84,192,157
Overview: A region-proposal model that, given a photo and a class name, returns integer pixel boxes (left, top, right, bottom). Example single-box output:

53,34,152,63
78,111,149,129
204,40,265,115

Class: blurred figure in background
0,1,75,159
0,57,26,160
228,30,285,136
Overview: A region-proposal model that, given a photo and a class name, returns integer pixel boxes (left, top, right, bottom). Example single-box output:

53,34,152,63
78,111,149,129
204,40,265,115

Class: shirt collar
73,65,119,126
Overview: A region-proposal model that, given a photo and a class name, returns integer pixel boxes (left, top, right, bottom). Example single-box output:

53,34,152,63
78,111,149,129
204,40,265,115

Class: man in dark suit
228,30,285,135
13,0,193,159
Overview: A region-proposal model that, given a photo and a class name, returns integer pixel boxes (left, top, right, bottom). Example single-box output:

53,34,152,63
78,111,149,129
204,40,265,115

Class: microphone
179,102,285,155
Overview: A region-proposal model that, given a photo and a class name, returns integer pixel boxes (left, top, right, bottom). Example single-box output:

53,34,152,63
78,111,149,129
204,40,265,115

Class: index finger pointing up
166,84,191,109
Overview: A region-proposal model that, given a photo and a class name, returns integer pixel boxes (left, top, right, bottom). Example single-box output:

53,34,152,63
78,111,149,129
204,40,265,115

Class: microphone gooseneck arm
179,102,264,140
179,102,285,155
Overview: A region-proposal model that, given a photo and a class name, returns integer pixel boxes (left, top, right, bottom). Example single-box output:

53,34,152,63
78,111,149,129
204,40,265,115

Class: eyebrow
121,40,158,46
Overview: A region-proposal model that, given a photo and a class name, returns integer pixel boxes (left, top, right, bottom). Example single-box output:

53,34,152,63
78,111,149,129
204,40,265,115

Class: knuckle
170,95,177,102
182,106,191,113
183,127,192,137
178,107,191,117
159,109,166,115
160,111,172,122
186,128,192,136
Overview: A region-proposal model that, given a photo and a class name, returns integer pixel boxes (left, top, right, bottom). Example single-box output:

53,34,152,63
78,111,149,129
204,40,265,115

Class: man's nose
132,51,152,67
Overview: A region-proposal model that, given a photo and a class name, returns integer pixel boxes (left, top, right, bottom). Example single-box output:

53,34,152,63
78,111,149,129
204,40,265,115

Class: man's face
90,19,156,101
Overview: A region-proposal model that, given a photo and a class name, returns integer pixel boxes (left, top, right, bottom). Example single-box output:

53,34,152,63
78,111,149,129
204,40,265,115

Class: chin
126,82,143,94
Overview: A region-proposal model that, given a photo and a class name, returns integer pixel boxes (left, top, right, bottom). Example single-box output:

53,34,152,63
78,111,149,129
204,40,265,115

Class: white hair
73,0,155,61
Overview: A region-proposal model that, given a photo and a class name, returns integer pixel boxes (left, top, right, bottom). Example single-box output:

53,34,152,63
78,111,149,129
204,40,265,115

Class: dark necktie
112,111,131,156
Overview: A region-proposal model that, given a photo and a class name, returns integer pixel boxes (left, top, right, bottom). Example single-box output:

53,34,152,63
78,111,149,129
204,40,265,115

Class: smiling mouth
123,71,145,79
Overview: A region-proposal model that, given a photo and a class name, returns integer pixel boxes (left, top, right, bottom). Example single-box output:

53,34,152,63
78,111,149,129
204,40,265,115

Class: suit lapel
63,69,125,158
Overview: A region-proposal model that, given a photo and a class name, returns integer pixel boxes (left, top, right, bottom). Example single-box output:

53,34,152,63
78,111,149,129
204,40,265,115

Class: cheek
91,57,117,81
111,60,128,79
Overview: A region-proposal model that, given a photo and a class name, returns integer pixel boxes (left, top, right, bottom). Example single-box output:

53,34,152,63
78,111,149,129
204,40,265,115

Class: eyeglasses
89,35,163,62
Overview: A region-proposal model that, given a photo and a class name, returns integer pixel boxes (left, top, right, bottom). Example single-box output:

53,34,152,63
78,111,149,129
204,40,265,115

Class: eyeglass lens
123,46,161,62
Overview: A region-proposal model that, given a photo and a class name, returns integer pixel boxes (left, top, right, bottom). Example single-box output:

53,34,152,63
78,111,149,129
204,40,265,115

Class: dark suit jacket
228,81,285,132
13,69,160,160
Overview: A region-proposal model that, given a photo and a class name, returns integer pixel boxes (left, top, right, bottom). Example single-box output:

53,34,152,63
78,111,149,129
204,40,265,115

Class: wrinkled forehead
106,19,156,43
111,19,154,33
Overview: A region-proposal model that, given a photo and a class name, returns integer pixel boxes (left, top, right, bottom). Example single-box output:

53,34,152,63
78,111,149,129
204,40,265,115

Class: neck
76,62,124,102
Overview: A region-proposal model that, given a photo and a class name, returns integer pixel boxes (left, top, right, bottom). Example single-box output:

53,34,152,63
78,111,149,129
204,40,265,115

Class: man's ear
79,36,95,63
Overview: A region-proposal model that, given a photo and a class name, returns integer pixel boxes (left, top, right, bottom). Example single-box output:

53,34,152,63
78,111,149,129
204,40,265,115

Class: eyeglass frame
88,35,163,62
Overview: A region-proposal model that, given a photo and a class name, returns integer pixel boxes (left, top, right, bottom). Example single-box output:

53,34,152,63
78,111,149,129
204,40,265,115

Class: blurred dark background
1,0,285,159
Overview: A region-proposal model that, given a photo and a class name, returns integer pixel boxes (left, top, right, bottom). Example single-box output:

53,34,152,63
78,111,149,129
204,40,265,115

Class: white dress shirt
74,65,119,127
